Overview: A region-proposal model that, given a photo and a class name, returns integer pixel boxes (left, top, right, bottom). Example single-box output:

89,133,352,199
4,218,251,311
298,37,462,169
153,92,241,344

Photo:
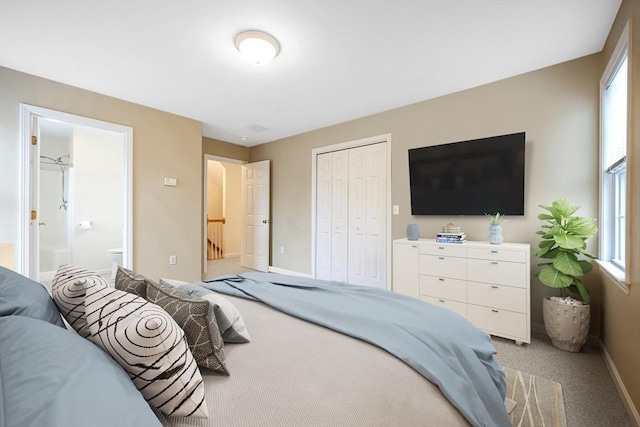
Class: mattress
155,293,469,427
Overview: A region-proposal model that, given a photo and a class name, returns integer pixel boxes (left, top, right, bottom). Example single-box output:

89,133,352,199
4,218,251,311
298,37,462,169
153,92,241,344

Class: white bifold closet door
316,142,386,289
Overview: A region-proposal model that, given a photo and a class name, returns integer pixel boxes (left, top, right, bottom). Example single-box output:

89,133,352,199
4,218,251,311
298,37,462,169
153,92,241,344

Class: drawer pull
411,245,418,248
491,250,498,254
491,309,499,313
438,246,445,250
491,261,498,265
439,278,445,281
491,285,499,289
439,257,445,260
438,299,445,303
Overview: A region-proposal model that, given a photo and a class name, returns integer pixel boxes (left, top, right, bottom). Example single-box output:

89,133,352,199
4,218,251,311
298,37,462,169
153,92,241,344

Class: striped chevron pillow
51,264,110,338
84,284,209,419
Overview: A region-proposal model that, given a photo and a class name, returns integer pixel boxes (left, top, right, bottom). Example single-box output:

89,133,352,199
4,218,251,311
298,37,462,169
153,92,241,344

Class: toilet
107,248,123,279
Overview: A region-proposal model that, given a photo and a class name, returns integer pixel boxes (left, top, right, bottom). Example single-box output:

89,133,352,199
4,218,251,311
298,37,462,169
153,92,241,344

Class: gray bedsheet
198,273,510,427
156,290,470,427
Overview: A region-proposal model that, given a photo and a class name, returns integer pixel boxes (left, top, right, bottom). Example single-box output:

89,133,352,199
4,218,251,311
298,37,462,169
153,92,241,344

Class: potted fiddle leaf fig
535,198,598,352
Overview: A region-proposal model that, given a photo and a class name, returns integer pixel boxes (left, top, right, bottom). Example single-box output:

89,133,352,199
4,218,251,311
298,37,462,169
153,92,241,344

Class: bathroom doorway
21,105,132,282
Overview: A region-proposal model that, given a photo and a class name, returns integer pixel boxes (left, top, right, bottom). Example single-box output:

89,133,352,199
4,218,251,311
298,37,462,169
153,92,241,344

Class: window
600,31,628,280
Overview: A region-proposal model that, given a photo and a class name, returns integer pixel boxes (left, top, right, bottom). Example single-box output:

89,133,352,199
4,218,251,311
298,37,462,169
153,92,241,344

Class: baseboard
268,266,313,278
222,253,240,259
600,340,640,427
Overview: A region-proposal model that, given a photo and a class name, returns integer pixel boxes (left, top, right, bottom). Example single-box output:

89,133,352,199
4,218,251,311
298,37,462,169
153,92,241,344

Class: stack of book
436,232,467,244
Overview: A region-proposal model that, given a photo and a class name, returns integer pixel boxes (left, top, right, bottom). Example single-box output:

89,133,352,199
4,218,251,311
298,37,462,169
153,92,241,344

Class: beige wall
0,66,203,282
207,161,224,219
600,0,640,424
250,53,603,334
203,136,250,161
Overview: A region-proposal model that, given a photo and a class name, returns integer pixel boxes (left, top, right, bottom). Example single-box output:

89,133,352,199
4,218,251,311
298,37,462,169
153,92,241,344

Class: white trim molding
19,104,133,279
268,266,313,278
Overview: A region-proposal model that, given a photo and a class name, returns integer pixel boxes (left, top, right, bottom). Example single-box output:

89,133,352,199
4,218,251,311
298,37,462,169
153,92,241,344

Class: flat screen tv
408,132,525,216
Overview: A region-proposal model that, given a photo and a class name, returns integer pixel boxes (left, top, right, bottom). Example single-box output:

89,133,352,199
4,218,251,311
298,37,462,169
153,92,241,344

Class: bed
0,266,511,427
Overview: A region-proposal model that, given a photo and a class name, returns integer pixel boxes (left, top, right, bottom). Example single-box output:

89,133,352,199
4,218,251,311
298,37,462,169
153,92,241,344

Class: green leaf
553,251,583,276
578,260,593,274
577,248,598,259
538,239,555,249
552,198,572,217
537,262,553,267
554,233,585,250
576,282,591,304
538,265,573,288
535,240,555,257
537,213,555,221
538,204,553,212
539,248,559,259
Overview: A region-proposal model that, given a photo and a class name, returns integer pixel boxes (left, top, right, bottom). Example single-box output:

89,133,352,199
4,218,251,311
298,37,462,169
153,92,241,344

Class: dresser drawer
420,255,466,280
466,247,526,263
420,296,467,319
467,281,527,313
420,244,466,258
467,259,527,288
467,305,526,339
420,275,466,302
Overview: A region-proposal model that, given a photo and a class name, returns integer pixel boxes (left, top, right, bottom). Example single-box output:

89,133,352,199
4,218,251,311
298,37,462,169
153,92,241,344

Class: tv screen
408,132,525,216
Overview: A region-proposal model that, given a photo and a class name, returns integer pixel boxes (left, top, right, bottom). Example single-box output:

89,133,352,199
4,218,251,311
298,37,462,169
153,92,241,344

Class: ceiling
0,1,621,147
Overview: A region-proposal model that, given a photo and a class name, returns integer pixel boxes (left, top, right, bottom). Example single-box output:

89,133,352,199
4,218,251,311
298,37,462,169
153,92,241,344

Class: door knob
262,219,271,224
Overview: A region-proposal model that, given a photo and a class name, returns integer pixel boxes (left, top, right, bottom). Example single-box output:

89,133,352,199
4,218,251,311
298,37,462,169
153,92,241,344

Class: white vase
543,298,590,352
488,224,503,244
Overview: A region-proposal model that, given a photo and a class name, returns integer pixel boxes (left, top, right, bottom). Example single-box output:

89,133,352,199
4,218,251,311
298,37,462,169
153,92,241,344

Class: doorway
203,155,244,277
20,104,132,282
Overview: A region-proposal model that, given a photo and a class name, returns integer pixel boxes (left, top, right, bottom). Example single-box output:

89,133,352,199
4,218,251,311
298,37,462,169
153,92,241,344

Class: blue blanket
200,272,510,427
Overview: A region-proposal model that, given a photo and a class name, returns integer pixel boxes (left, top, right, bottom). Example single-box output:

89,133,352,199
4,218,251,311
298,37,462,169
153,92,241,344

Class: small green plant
485,212,506,224
535,198,598,303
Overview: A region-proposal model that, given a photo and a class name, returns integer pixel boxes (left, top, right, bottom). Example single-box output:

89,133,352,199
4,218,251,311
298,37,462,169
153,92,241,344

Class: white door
241,160,270,272
315,150,349,282
331,150,349,282
28,116,41,279
316,153,332,280
348,143,387,288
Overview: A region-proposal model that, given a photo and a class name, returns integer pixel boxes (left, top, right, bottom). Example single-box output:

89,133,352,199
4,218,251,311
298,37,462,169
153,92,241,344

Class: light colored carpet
204,256,255,279
494,335,632,427
504,366,567,427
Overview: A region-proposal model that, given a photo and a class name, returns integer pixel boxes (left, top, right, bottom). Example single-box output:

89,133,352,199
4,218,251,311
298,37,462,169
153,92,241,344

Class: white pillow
166,281,251,344
159,278,190,287
84,284,209,419
51,264,110,338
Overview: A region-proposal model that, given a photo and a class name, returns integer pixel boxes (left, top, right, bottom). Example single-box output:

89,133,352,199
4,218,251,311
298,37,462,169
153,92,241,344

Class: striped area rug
503,366,568,427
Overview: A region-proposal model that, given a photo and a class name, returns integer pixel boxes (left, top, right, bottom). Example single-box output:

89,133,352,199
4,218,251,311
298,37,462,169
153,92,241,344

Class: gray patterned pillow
115,266,147,298
84,284,208,419
51,264,109,338
146,280,228,375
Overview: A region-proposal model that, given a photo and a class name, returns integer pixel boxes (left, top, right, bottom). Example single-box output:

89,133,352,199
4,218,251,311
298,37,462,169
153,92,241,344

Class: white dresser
393,238,530,344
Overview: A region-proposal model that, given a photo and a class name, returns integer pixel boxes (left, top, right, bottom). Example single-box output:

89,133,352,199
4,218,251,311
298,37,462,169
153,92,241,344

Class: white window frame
598,22,630,292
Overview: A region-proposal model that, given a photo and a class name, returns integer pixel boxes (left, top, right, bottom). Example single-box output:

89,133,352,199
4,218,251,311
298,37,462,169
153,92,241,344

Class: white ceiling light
235,30,280,66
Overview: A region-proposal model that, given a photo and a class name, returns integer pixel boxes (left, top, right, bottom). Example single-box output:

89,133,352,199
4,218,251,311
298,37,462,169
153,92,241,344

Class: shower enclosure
39,150,73,279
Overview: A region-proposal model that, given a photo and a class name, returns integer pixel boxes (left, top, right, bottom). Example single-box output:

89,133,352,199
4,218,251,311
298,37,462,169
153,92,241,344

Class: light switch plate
164,177,177,187
393,205,399,215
